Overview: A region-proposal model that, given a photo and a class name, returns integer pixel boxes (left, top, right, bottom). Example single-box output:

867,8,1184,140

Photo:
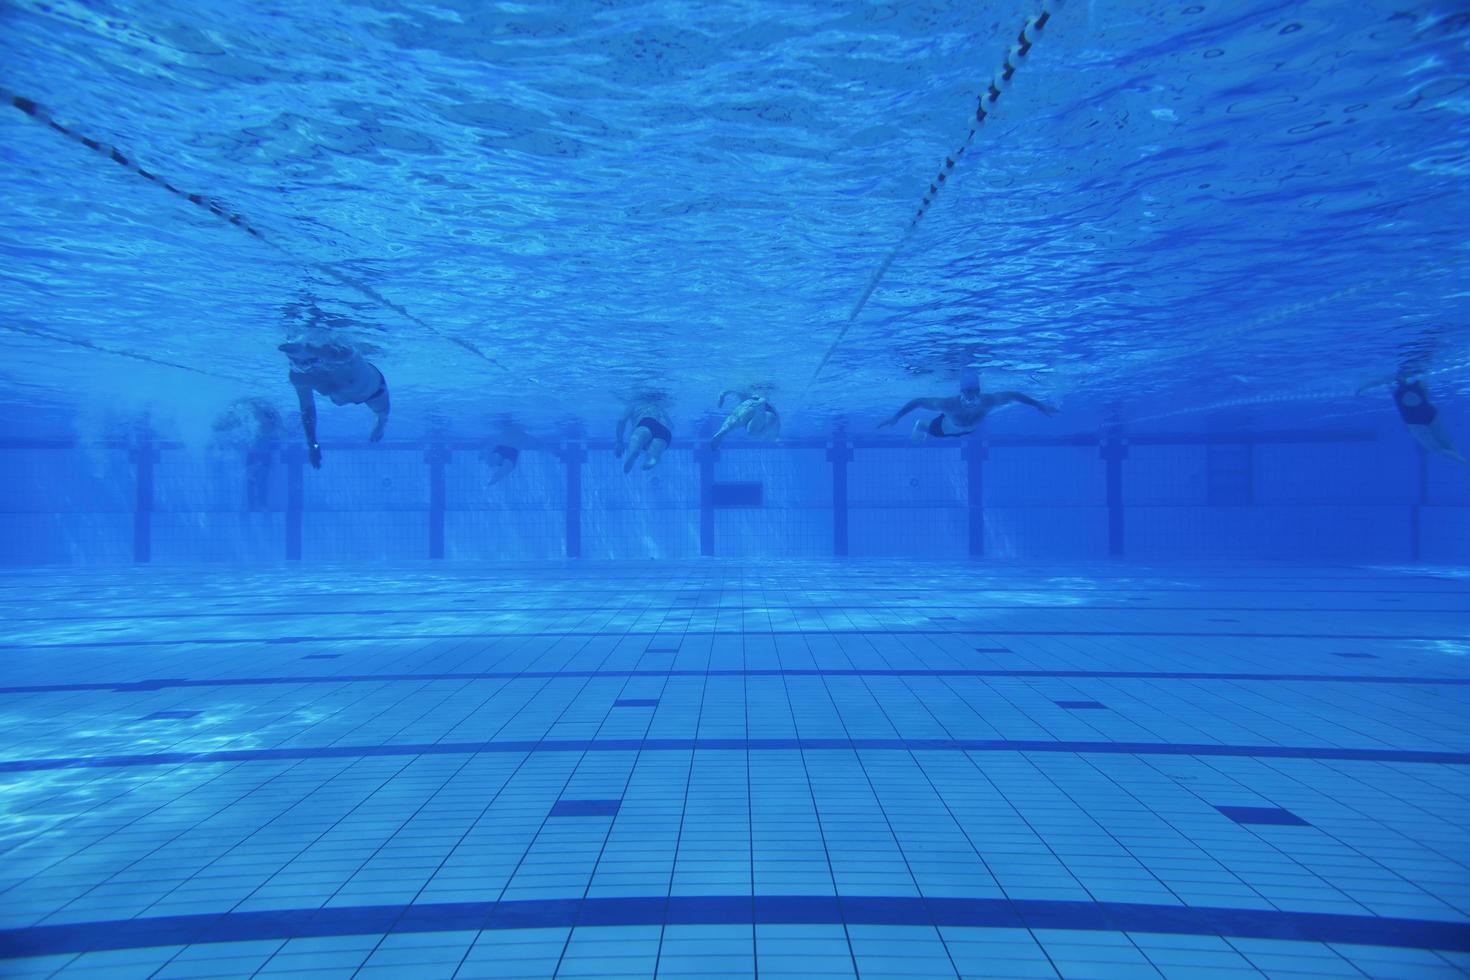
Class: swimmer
479,421,528,486
482,445,520,485
280,340,389,469
1359,374,1470,471
212,397,282,510
711,390,780,448
878,367,1057,440
615,400,672,473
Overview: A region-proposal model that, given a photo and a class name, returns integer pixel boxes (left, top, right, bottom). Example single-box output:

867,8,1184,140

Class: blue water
3,0,1470,977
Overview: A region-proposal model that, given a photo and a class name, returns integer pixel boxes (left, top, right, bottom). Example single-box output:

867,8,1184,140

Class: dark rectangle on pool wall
614,699,659,707
710,481,763,507
1055,700,1107,710
140,710,198,721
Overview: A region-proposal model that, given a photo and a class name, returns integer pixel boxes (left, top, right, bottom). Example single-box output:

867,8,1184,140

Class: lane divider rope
3,90,537,384
802,4,1059,398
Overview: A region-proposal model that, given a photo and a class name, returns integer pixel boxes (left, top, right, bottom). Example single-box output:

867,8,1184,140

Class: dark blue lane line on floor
6,628,1470,650
3,668,1467,696
2,737,1467,774
1,895,1466,959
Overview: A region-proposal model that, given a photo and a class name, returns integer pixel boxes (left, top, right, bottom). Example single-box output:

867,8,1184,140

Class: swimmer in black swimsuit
878,367,1057,440
483,444,520,485
280,340,390,469
480,422,528,486
1360,375,1470,471
615,400,672,473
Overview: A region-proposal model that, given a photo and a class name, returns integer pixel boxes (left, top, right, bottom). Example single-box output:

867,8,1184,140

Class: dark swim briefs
639,417,673,444
493,445,520,464
1395,381,1437,426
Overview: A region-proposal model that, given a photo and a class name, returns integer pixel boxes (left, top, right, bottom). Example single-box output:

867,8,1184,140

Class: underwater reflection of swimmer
616,399,672,473
712,390,780,448
879,367,1057,440
280,340,389,469
213,397,282,510
1359,374,1470,471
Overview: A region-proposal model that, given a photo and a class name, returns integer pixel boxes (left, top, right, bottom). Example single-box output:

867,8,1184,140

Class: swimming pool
2,0,1469,976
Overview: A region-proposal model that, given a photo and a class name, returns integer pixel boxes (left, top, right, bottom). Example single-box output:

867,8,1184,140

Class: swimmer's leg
1424,419,1470,469
642,438,668,470
1410,422,1467,466
624,426,651,474
711,416,739,449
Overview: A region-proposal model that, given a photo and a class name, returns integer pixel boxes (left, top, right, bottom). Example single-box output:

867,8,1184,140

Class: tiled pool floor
0,560,1468,978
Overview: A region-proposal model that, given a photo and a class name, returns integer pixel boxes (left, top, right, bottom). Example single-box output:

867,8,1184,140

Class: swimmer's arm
366,388,390,442
1356,375,1396,396
615,413,630,457
878,398,945,427
993,391,1059,416
293,382,321,468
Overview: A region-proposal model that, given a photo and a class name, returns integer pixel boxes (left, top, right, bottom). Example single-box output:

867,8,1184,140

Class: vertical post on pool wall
284,444,304,561
1101,430,1127,558
562,443,586,559
426,443,449,559
1411,445,1427,561
129,438,158,564
696,447,717,557
962,440,987,557
827,429,853,557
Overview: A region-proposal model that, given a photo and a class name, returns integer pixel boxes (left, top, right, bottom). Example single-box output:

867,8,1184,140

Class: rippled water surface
2,0,1468,436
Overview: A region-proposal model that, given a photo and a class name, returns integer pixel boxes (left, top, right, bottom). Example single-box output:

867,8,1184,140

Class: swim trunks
639,417,673,445
1395,381,1437,426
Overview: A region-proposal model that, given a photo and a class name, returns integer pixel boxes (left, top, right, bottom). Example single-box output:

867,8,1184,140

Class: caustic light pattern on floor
0,561,1468,978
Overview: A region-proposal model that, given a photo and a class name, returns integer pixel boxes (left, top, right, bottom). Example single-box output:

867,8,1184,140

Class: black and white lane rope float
803,3,1061,397
3,89,531,382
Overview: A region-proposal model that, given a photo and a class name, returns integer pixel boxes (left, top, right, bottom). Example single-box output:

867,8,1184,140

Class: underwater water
2,0,1470,976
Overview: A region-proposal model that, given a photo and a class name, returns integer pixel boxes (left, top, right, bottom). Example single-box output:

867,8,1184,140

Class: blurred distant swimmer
483,444,519,484
878,367,1058,440
1359,374,1470,471
481,421,529,485
213,397,282,510
213,396,281,449
711,390,780,448
280,340,389,469
616,400,672,473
